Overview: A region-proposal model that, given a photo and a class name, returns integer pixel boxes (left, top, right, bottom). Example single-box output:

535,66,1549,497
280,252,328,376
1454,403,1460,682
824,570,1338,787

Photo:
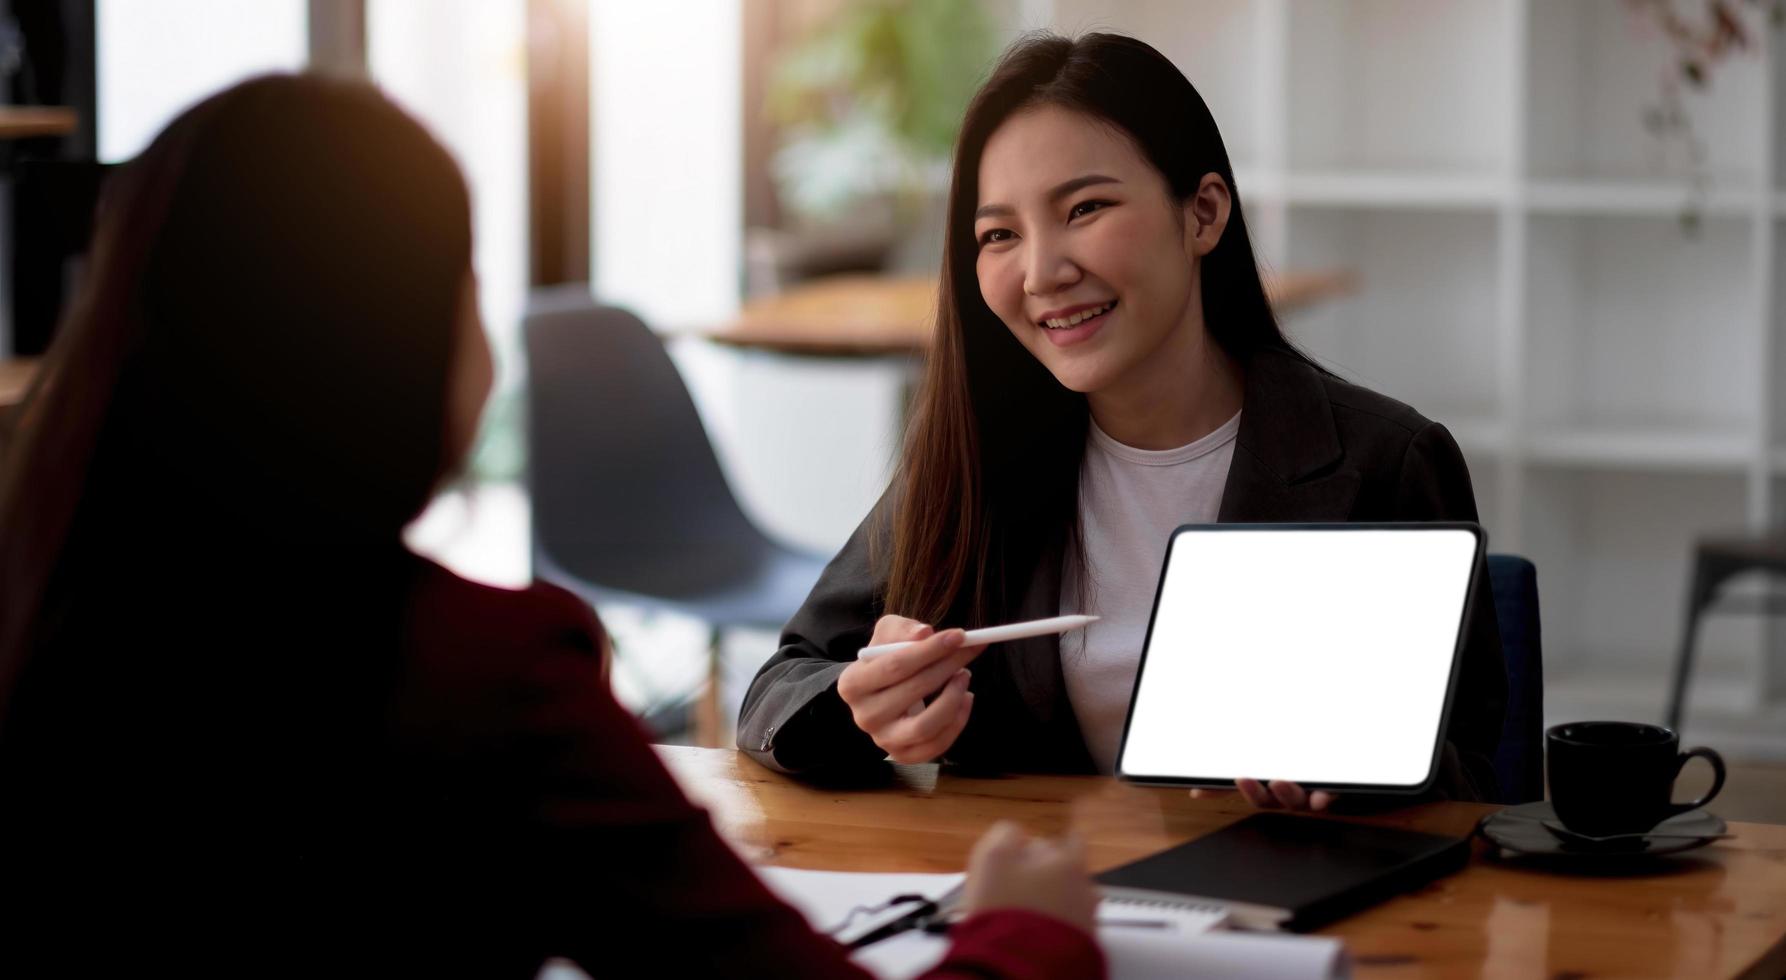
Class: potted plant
761,0,995,280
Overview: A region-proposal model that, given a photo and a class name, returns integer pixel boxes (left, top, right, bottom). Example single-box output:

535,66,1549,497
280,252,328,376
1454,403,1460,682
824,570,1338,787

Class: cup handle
1667,746,1726,816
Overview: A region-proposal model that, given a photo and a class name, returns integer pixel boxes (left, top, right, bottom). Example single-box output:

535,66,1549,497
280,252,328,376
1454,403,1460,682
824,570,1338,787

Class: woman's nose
1023,236,1082,297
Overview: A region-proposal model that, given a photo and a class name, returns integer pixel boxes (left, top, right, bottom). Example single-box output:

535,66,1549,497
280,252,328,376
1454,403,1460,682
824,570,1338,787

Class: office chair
524,286,831,740
1486,553,1544,804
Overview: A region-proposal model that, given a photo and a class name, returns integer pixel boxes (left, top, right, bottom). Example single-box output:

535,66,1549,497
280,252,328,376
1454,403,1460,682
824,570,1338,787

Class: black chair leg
1669,555,1734,733
1667,587,1704,733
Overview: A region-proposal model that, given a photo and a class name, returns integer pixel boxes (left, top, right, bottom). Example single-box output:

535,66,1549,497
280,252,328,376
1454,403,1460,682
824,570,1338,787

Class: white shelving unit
1046,0,1786,750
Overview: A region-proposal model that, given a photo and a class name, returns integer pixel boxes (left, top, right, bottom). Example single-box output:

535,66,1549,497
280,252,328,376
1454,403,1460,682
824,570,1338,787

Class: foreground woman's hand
836,615,986,763
1191,780,1337,812
961,821,1098,933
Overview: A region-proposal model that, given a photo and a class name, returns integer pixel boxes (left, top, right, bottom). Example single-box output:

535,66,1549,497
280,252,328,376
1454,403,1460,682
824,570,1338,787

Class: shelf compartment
1525,213,1758,438
1286,0,1512,175
1283,208,1501,424
1527,0,1767,189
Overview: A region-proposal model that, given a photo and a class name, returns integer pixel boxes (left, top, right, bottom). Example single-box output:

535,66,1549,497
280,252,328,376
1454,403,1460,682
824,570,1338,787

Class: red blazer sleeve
400,563,1103,980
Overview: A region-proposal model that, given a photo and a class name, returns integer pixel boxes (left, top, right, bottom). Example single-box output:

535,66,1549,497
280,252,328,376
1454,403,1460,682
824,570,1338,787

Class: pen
858,615,1099,659
845,898,940,950
851,882,1179,950
921,916,1180,934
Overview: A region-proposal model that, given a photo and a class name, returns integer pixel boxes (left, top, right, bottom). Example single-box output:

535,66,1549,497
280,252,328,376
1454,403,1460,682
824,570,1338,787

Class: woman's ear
1181,173,1232,258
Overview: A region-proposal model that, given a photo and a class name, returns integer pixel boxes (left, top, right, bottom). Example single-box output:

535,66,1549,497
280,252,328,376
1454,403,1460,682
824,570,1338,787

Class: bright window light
369,0,529,370
590,0,742,330
96,0,307,163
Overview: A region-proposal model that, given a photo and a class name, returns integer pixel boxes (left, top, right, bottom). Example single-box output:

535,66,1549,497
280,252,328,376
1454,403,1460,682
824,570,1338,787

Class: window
369,0,528,373
96,0,307,162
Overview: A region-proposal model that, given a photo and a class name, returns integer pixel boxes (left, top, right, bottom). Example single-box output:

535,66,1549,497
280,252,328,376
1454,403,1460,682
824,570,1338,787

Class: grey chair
524,286,831,735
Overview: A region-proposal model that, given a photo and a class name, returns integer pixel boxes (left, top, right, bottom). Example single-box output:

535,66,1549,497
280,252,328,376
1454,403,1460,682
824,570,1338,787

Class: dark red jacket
389,557,1104,978
0,549,1101,978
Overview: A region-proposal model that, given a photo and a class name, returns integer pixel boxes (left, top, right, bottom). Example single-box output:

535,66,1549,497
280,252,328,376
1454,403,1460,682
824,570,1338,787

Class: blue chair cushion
1486,554,1543,804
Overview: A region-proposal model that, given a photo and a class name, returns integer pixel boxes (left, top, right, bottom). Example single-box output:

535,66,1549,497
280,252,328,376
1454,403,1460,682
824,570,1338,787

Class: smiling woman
737,32,1508,809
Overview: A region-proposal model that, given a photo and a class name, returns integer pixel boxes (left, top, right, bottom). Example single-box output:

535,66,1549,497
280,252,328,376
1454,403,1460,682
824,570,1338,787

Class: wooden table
659,746,1786,979
705,270,1356,356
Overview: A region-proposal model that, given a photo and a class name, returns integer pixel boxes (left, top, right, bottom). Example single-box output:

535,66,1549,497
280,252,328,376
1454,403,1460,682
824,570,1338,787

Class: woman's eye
978,228,1014,246
1069,199,1111,219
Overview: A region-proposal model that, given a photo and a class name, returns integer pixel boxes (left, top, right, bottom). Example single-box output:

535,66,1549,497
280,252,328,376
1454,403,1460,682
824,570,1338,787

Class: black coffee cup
1546,721,1725,837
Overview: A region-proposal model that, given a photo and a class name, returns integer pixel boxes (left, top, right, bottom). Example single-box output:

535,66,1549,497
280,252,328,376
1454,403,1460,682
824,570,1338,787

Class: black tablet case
1094,812,1471,932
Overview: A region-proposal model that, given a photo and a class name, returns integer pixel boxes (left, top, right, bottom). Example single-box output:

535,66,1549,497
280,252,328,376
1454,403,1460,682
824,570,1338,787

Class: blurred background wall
3,0,1784,763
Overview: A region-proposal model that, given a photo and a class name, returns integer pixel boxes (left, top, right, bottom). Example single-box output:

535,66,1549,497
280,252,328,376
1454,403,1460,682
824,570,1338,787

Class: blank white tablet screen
1117,526,1478,787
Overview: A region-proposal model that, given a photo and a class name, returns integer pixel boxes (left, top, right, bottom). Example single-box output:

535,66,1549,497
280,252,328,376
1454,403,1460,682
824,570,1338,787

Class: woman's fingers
839,628,971,726
970,820,1027,866
881,641,983,710
870,614,932,647
850,640,982,732
878,670,971,751
840,626,953,696
882,692,974,763
1193,782,1341,812
1234,779,1335,812
1235,778,1278,808
832,614,1005,764
1055,830,1087,867
1267,780,1308,810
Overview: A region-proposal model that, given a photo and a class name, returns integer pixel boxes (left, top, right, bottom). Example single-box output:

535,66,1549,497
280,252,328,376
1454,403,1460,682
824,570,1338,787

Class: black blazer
736,348,1509,801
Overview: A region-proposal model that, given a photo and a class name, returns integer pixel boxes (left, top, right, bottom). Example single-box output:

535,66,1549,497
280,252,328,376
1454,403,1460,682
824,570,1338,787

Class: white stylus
857,615,1099,659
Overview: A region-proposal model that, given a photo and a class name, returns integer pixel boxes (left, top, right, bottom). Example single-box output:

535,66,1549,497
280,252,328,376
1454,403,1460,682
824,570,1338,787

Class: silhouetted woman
0,75,1101,977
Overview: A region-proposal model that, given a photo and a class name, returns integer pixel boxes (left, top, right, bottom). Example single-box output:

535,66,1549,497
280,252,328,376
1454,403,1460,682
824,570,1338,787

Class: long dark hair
885,32,1311,626
0,76,472,806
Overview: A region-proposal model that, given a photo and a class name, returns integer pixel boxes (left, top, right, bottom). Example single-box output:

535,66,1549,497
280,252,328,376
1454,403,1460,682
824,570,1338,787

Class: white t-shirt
1061,412,1241,773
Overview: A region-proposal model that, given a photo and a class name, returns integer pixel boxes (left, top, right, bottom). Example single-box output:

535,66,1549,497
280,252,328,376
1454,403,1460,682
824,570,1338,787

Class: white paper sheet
755,867,965,944
758,866,1350,980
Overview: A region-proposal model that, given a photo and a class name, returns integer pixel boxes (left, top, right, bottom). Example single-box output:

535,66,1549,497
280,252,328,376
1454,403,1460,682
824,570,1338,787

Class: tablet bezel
1113,521,1486,795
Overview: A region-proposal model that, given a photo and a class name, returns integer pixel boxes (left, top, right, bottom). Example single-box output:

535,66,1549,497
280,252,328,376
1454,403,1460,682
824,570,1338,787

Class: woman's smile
1037,299,1117,347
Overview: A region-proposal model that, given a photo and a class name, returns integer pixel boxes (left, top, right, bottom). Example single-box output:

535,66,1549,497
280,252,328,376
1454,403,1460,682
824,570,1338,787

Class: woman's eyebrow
1047,174,1120,201
974,174,1122,221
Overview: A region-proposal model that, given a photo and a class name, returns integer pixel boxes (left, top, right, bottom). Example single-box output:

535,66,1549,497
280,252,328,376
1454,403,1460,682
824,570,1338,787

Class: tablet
1115,522,1484,794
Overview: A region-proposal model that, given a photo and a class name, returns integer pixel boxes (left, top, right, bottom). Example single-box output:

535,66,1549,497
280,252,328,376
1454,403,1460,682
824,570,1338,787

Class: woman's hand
960,821,1098,933
835,615,985,763
1191,780,1336,812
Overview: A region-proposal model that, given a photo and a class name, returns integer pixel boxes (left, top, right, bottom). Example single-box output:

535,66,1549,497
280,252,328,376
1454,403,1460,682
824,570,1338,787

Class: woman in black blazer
737,32,1507,805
